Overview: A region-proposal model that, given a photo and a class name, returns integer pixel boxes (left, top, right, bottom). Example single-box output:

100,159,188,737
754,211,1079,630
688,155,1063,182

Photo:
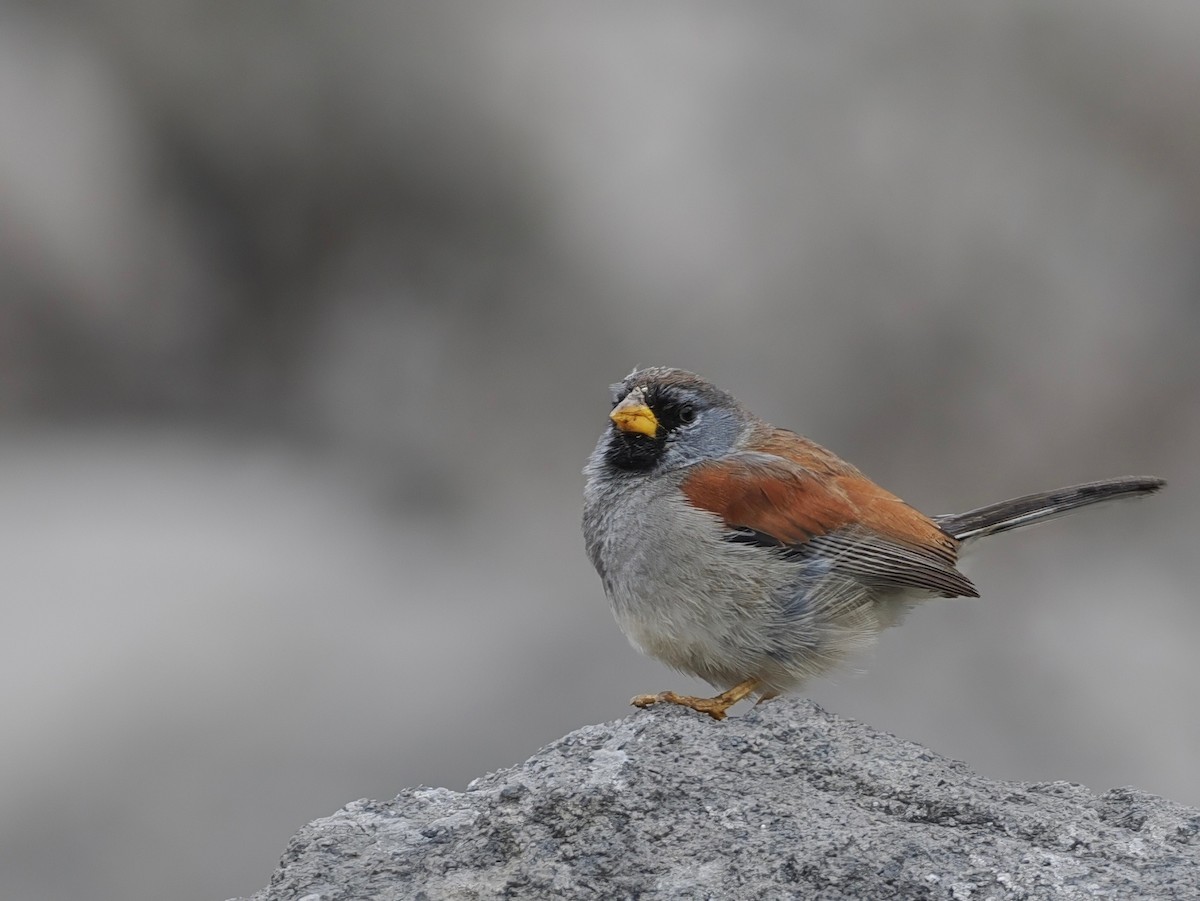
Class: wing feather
681,438,977,599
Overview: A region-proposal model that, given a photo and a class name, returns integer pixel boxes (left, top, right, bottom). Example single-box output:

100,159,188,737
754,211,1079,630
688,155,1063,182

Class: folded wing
680,433,978,599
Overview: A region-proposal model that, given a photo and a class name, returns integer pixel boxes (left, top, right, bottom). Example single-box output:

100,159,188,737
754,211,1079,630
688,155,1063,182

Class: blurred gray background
2,3,1197,900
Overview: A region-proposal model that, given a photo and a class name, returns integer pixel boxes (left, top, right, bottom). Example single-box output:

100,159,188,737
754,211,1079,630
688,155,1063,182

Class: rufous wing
680,431,978,598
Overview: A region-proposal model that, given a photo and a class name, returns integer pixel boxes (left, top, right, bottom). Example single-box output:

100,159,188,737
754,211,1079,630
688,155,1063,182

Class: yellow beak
609,393,659,438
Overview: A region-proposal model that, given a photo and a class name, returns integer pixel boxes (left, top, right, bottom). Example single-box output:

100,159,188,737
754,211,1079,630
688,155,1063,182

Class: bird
582,366,1165,720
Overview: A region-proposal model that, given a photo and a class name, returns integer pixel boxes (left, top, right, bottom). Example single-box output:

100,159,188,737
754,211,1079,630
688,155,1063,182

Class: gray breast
583,457,895,692
583,464,807,684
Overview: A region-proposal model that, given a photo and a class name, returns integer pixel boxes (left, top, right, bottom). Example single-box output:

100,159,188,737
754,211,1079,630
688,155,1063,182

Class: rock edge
240,700,1200,900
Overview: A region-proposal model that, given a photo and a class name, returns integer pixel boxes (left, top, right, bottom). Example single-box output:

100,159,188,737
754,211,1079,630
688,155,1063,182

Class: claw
630,678,760,721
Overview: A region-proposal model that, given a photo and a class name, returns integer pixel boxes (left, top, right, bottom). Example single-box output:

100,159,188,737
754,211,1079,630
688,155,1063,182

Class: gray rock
241,700,1200,900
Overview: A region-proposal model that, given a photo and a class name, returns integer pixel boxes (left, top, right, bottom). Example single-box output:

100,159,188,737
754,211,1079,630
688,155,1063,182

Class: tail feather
936,476,1165,543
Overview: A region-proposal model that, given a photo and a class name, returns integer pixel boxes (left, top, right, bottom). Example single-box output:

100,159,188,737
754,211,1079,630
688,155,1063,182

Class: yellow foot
631,678,760,721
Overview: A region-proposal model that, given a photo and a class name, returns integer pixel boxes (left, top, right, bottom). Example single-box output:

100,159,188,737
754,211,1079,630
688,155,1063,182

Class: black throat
603,429,666,472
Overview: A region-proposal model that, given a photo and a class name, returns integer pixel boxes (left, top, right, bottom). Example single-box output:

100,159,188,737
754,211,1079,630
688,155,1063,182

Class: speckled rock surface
240,700,1200,900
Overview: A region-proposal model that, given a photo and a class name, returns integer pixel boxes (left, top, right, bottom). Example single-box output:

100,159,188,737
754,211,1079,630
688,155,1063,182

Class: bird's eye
678,405,697,424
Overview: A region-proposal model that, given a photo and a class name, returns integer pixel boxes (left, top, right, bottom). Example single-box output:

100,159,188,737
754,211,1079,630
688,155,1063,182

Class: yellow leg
631,678,760,721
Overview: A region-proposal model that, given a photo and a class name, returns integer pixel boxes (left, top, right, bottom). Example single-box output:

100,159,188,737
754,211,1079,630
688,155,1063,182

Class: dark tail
936,476,1165,543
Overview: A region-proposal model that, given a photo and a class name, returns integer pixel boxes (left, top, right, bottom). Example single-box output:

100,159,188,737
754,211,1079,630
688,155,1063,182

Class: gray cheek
660,409,744,469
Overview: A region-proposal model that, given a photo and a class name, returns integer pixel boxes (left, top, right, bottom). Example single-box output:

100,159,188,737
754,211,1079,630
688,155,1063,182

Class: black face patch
643,386,697,433
603,428,665,471
603,386,699,472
